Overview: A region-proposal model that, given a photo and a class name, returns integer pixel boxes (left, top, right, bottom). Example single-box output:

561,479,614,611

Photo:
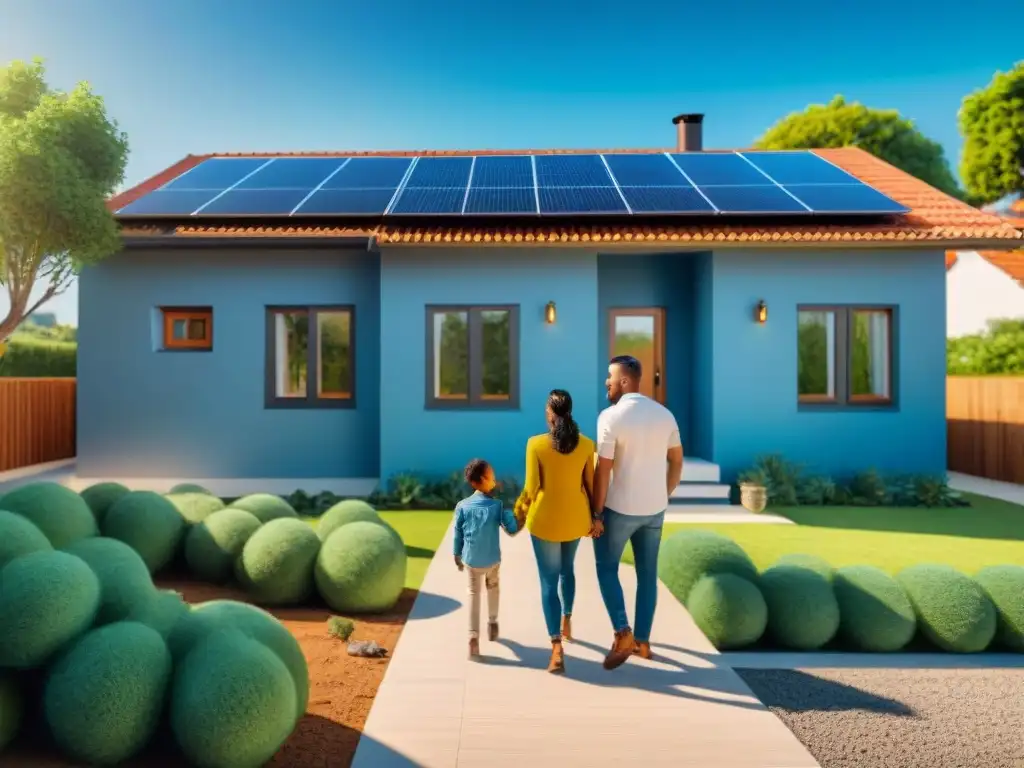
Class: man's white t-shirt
597,393,682,517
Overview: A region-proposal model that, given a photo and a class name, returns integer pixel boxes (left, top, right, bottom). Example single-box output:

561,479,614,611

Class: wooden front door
608,308,666,404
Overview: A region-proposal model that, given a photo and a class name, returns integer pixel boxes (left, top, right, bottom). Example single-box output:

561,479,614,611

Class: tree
756,95,962,198
947,318,1024,375
0,58,128,346
959,62,1024,205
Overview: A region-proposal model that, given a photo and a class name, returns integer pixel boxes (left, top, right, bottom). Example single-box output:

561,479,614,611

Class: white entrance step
671,482,731,500
681,457,721,483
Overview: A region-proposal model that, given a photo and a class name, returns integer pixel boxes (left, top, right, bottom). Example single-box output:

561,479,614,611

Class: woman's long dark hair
547,389,580,454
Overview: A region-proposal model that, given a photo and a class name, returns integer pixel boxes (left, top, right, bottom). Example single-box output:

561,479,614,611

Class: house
78,114,1022,499
946,246,1024,337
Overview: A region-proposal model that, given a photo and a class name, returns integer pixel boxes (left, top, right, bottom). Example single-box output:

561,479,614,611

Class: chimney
672,113,704,152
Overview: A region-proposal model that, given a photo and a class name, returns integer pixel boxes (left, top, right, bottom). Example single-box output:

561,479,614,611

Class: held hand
589,519,605,538
454,555,464,572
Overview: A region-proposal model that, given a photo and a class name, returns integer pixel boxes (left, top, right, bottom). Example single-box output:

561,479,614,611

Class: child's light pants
467,563,500,639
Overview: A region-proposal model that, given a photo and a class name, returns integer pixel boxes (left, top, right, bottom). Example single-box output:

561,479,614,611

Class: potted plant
736,469,769,514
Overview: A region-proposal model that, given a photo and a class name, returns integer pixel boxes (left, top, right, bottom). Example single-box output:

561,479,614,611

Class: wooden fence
947,376,1024,484
0,378,76,473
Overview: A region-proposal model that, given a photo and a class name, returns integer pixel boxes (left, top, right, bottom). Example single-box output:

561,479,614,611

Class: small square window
266,306,355,409
162,308,213,351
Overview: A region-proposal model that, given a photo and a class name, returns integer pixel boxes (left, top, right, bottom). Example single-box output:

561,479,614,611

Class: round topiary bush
165,492,226,527
102,491,186,574
897,564,997,653
0,676,22,752
127,589,190,640
170,629,297,767
0,509,52,569
0,550,101,669
686,573,768,650
773,553,834,582
315,521,407,614
832,565,917,652
43,621,172,765
169,482,213,495
658,529,758,605
184,508,262,583
168,600,308,722
229,493,298,524
317,499,383,542
0,482,98,549
758,564,840,650
63,537,156,624
235,518,321,606
974,564,1024,651
79,482,131,526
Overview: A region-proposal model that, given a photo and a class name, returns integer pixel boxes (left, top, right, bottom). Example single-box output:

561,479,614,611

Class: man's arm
666,425,684,498
452,503,465,569
592,410,616,519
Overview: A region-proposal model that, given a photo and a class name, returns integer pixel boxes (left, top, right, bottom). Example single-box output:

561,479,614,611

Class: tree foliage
756,95,962,198
0,58,128,344
948,318,1024,375
959,61,1024,205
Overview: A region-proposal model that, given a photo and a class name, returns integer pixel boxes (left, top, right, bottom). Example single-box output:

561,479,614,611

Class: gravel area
736,667,1024,768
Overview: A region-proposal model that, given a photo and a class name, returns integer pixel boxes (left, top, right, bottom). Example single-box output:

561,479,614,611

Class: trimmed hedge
974,565,1024,651
43,621,172,765
165,492,225,526
229,493,298,524
169,483,213,495
63,537,156,624
686,573,767,650
184,508,262,583
0,482,97,549
170,630,297,768
833,565,917,652
897,564,997,653
102,492,186,574
759,564,840,650
0,338,75,377
235,518,321,606
0,509,52,569
79,482,131,526
0,676,21,752
317,499,383,542
773,553,834,582
658,530,759,605
315,521,407,614
127,590,191,641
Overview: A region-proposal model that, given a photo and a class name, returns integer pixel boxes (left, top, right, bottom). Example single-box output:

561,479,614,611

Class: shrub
657,529,758,605
168,600,308,722
0,676,21,752
327,616,355,641
833,565,917,652
184,508,262,583
43,621,172,765
79,482,131,526
686,573,767,650
759,565,840,650
170,629,297,767
0,550,100,669
737,454,800,506
165,492,225,526
235,518,321,606
317,499,383,542
102,491,186,574
169,482,213,495
773,553,834,581
0,337,76,377
315,521,407,614
897,564,997,653
0,509,52,569
229,493,298,524
0,482,97,549
974,565,1024,651
127,589,190,641
63,537,156,624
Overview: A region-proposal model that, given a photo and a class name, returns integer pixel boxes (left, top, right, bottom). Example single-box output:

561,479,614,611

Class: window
266,306,354,408
162,307,213,351
797,306,893,406
426,305,519,409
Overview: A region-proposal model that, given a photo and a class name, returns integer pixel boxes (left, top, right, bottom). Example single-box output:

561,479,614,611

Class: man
590,354,684,670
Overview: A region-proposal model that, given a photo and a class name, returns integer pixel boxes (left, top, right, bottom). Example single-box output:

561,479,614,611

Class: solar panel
234,157,347,190
320,157,412,189
620,186,714,214
293,188,397,216
404,157,472,188
199,189,311,216
117,190,221,216
698,185,809,214
604,154,690,186
389,187,467,215
670,153,769,186
471,156,533,187
464,186,536,215
784,183,909,214
162,158,269,191
741,152,858,185
535,155,613,187
539,186,627,214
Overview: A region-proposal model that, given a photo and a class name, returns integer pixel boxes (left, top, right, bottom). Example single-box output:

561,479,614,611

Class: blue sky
2,0,1021,325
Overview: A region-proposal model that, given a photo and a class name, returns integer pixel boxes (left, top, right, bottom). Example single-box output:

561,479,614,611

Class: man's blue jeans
530,536,581,638
593,507,665,643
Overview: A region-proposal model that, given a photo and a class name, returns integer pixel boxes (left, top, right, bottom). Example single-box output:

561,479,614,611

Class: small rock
347,640,388,658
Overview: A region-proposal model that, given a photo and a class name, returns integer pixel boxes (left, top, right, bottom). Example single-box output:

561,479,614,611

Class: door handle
654,369,661,388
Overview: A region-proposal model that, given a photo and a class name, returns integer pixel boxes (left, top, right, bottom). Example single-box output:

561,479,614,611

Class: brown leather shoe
547,641,566,674
560,615,573,642
633,641,653,660
488,621,499,642
468,638,480,659
603,629,635,670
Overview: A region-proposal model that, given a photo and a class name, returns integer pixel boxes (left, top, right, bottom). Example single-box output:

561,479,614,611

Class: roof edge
107,154,211,213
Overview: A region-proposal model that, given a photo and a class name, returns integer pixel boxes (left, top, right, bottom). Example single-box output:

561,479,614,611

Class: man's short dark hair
609,355,642,380
464,458,491,486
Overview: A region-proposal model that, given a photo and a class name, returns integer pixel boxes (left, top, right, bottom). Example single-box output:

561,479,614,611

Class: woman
514,389,595,675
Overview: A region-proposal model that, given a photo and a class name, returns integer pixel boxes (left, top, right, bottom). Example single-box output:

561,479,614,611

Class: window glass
797,310,836,400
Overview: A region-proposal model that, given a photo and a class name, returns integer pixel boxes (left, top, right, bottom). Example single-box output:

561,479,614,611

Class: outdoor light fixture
545,301,557,324
755,300,767,324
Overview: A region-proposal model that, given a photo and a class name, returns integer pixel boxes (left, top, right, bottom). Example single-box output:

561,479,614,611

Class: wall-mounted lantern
545,301,557,324
754,300,767,324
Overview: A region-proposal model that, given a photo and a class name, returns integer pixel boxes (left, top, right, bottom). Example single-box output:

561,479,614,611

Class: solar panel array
116,151,909,218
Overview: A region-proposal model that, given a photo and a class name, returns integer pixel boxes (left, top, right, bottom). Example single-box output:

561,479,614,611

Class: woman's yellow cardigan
513,433,595,542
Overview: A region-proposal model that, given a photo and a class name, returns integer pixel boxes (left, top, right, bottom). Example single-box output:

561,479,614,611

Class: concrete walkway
353,525,819,768
948,471,1024,506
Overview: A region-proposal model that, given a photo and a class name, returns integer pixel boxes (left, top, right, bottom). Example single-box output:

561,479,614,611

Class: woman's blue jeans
530,536,581,639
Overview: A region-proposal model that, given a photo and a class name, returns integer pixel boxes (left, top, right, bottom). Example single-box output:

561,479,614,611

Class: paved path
948,471,1024,506
352,524,819,768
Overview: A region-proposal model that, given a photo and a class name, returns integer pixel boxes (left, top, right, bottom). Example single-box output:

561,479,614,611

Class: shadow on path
406,590,461,620
736,668,916,716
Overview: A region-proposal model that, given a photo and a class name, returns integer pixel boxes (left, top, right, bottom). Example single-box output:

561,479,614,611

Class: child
453,458,521,659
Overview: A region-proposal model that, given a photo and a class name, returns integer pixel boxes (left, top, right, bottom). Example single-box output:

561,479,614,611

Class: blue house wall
77,247,381,479
705,248,947,481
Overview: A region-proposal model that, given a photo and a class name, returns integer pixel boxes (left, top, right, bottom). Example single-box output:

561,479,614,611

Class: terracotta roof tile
946,251,958,270
978,249,1024,285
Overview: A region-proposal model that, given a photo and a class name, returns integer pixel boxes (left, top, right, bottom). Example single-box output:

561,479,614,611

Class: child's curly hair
464,458,491,487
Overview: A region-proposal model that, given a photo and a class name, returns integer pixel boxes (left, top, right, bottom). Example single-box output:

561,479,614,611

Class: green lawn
304,510,452,590
626,492,1024,575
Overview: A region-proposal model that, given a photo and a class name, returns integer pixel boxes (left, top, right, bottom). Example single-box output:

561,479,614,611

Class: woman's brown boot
547,640,565,674
560,615,573,642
